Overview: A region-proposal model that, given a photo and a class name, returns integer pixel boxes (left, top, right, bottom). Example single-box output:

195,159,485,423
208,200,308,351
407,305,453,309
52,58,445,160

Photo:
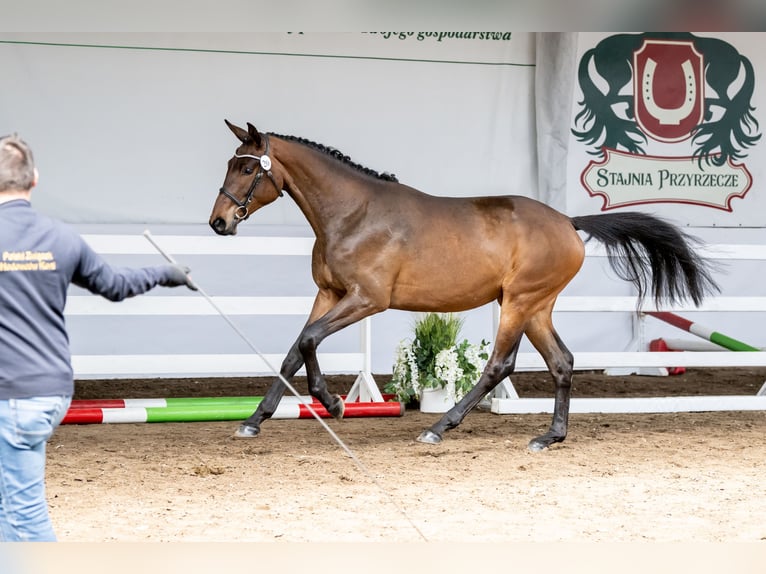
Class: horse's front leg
298,292,384,420
234,340,304,437
235,290,338,438
294,319,345,419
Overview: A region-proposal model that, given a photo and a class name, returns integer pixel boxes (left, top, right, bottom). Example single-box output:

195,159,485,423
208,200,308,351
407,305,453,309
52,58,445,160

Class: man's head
0,134,37,193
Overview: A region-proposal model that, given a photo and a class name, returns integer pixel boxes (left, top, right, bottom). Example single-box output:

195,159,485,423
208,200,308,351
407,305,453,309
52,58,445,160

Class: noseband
218,134,282,221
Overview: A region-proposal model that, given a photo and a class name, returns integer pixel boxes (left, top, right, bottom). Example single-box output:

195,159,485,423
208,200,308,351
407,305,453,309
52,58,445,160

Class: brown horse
209,120,718,451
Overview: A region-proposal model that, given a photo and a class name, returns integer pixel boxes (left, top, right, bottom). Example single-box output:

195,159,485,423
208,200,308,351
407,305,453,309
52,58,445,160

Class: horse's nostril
211,217,226,234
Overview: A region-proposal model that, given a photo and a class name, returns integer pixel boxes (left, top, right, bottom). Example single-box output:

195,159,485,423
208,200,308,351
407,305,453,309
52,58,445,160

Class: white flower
435,348,464,400
464,344,484,371
390,340,420,400
392,341,410,380
407,346,420,395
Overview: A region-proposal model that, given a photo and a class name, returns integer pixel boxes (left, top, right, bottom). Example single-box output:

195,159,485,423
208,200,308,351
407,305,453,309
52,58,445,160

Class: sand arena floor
46,368,766,543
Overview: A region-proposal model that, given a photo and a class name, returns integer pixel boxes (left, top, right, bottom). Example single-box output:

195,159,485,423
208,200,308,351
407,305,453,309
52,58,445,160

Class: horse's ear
246,122,263,148
225,119,250,144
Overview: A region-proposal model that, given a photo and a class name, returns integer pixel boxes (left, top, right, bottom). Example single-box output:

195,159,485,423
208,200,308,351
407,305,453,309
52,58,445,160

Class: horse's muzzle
209,217,236,235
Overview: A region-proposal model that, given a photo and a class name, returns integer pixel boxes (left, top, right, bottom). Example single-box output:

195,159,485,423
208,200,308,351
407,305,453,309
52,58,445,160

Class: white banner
0,32,535,225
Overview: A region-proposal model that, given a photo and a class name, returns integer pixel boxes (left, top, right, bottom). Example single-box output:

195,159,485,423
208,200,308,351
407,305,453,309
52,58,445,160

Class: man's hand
161,264,198,291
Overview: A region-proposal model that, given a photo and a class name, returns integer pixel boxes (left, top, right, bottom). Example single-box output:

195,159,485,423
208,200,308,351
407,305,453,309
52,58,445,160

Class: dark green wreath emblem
572,32,761,167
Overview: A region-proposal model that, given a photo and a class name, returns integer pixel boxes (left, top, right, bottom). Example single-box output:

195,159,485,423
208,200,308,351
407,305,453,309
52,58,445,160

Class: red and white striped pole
646,311,760,352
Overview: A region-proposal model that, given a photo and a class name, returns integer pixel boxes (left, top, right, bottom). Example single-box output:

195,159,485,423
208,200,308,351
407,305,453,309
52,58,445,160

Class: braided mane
270,133,398,182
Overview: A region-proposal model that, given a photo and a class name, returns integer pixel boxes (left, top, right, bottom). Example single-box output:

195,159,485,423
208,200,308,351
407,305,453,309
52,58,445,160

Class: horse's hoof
527,438,548,452
329,395,345,419
528,433,564,452
234,424,260,438
416,429,442,444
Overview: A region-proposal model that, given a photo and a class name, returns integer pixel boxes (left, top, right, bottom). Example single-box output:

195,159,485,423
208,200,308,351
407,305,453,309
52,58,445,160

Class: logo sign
633,40,704,143
572,33,761,213
581,149,752,211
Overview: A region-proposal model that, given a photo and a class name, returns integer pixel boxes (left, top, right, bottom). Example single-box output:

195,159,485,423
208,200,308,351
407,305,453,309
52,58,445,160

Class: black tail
571,212,719,307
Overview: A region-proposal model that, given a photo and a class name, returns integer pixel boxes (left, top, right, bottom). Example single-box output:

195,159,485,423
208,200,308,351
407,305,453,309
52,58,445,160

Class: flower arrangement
385,313,489,405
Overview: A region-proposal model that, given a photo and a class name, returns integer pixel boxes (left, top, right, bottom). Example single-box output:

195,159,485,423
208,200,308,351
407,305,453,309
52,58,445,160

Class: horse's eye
243,166,254,175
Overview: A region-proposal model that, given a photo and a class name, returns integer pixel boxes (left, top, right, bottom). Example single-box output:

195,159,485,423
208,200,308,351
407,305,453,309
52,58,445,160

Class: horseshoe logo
642,58,696,126
633,39,704,143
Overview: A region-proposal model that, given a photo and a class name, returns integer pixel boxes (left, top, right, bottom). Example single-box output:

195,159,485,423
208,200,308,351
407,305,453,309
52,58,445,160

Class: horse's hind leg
417,306,526,444
523,311,574,452
235,339,305,438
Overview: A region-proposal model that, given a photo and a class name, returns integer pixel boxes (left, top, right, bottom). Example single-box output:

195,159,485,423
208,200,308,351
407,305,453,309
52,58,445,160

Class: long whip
142,229,428,542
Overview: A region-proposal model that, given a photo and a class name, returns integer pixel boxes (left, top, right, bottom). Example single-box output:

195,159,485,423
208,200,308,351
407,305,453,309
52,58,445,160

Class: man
0,134,196,541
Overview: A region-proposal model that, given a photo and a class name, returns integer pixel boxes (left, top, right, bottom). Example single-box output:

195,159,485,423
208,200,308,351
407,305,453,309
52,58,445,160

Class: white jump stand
345,371,383,402
477,377,519,409
491,378,519,399
342,318,383,403
605,311,668,377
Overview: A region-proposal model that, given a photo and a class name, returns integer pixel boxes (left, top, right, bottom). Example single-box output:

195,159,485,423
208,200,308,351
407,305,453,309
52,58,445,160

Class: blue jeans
0,395,71,542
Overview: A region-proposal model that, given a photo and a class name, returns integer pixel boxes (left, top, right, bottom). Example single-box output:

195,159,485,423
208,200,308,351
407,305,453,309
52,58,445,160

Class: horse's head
209,120,284,235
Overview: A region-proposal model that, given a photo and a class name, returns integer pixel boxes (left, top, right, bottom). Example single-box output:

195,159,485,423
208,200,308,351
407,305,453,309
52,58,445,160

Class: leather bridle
218,134,282,221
